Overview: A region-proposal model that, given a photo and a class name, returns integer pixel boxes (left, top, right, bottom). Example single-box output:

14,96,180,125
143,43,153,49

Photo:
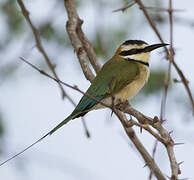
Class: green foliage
39,23,66,45
39,23,55,40
143,70,166,95
1,0,24,35
93,30,127,59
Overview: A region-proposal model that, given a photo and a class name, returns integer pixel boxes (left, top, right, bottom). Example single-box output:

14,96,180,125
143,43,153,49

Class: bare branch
126,120,165,144
20,57,111,108
160,0,174,120
112,1,136,13
143,6,185,13
165,7,176,176
115,111,166,180
116,104,180,179
64,0,95,81
17,0,90,138
76,20,101,73
64,0,101,74
17,0,66,98
149,140,158,180
135,0,194,115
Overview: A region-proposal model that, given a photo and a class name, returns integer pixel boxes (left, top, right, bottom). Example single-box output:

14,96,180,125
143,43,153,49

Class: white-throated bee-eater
0,40,168,166
47,40,168,135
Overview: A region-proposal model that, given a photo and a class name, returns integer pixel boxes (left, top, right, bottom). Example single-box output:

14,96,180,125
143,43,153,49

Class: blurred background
0,0,194,179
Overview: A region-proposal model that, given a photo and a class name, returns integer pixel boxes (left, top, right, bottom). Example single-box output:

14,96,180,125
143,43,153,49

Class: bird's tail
48,114,76,135
0,113,76,167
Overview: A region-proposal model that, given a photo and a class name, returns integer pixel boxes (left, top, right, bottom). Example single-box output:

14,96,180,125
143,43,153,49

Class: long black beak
144,43,169,52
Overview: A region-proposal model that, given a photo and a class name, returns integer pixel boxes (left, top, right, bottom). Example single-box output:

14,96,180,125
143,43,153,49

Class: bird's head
115,40,168,63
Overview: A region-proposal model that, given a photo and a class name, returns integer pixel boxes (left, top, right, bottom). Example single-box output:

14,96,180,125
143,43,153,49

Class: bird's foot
115,100,130,110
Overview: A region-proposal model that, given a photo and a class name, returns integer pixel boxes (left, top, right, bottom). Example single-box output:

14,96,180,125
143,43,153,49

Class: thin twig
160,0,174,121
135,0,194,115
17,0,66,98
112,1,136,13
17,0,90,138
144,6,185,12
149,140,158,180
166,4,179,177
128,120,165,144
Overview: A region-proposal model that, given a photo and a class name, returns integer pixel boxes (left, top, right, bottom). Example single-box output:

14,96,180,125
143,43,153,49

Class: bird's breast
115,64,150,101
93,65,150,110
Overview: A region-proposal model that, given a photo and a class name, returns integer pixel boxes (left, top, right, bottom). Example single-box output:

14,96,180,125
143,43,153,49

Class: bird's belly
115,69,149,100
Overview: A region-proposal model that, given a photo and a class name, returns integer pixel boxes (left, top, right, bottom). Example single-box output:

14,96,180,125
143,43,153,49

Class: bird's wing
71,58,140,118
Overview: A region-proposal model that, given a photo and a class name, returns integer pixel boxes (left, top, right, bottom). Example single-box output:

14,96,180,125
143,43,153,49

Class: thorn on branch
171,175,176,180
126,120,135,127
86,130,90,138
153,116,160,123
112,1,136,13
52,63,57,69
143,163,148,168
178,168,181,175
140,127,143,133
174,142,185,146
77,18,84,26
169,130,173,135
178,161,184,166
78,47,84,55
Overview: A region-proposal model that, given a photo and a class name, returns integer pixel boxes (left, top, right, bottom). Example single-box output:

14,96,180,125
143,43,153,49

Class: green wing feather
48,57,139,135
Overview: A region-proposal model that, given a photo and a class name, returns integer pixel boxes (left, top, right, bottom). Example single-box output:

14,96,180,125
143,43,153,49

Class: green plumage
48,56,139,135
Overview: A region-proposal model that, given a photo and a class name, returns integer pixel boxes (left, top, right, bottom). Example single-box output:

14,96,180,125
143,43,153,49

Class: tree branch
116,103,180,179
17,0,66,98
135,0,194,116
115,111,166,180
17,0,90,138
76,20,101,73
64,0,95,81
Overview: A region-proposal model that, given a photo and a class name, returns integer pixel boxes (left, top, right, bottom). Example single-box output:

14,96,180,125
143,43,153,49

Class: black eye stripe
119,48,143,56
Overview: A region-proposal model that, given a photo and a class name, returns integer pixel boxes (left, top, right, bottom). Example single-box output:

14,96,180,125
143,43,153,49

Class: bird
0,40,168,166
47,40,168,135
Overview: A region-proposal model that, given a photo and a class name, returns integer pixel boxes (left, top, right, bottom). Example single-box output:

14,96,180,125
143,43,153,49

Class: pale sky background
0,0,194,180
